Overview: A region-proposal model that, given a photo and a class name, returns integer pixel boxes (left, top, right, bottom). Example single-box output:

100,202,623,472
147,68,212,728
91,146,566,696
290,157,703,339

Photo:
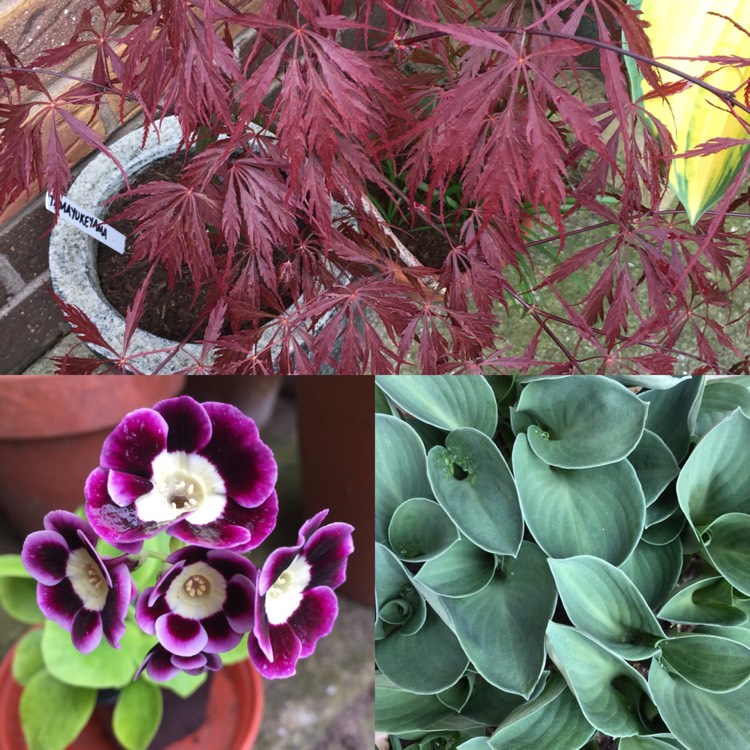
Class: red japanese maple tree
1,0,748,373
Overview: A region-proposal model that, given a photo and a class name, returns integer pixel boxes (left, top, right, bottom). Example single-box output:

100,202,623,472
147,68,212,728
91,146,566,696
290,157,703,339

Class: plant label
46,192,126,254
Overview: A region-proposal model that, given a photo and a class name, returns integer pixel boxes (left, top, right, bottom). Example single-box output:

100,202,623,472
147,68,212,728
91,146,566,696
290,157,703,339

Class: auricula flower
135,643,222,682
85,396,278,551
136,546,256,658
21,510,134,654
247,510,354,679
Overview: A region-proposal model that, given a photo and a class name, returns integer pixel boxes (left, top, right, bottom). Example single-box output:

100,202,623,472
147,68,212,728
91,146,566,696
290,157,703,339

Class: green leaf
641,509,684,546
438,542,557,698
618,736,687,750
657,633,750,693
375,384,393,414
376,415,433,542
487,672,595,750
658,576,747,626
618,537,683,610
639,377,704,462
701,512,750,596
549,556,665,660
145,669,207,698
677,409,750,529
19,668,96,750
545,623,650,738
42,619,144,689
513,376,647,469
12,628,45,686
513,435,645,565
694,380,750,439
376,543,426,638
627,430,679,506
416,537,497,598
376,604,469,695
428,428,523,556
459,674,527,726
113,678,163,750
650,656,750,749
375,673,457,734
0,576,43,624
376,376,498,437
0,553,32,578
388,497,460,562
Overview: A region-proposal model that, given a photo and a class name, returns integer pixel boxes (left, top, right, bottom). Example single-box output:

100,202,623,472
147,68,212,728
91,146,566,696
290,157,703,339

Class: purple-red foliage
1,0,749,373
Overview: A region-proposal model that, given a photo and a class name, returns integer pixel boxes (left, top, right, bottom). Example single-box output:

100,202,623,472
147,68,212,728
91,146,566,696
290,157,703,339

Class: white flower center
265,555,312,625
66,548,109,611
135,451,227,525
165,562,227,620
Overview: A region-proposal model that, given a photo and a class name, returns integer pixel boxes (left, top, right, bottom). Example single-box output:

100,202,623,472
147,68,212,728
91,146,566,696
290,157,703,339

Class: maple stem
399,26,750,117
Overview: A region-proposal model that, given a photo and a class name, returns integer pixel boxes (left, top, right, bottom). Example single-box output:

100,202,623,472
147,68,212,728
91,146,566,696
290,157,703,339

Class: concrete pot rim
48,116,424,373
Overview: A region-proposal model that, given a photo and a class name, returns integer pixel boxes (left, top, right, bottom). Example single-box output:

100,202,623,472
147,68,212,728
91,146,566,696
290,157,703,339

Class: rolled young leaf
388,497,460,563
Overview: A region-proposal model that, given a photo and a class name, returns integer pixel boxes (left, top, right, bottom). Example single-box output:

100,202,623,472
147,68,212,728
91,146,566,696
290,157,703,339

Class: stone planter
48,117,422,374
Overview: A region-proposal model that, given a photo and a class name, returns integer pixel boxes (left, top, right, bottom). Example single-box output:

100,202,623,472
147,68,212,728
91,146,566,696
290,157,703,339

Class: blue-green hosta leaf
513,376,647,469
415,537,497,598
376,603,469,695
376,415,433,542
486,672,595,750
513,435,645,564
618,736,687,750
693,380,750,439
627,430,679,506
428,428,523,556
645,489,679,528
549,556,665,660
459,674,527,726
619,537,683,610
638,377,704,462
677,409,750,529
657,576,747,627
649,656,750,749
376,543,426,638
375,672,457,734
656,633,750,693
546,623,651,738
388,497,460,563
438,542,557,698
375,384,393,414
376,376,498,437
438,678,472,713
692,624,750,648
701,512,750,596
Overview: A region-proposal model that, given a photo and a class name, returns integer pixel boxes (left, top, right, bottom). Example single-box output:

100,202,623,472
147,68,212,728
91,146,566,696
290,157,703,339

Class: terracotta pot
0,645,263,750
295,376,374,606
0,376,185,537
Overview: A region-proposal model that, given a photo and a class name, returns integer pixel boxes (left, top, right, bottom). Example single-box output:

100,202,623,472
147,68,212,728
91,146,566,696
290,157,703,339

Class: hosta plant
1,1,750,373
375,374,750,750
0,395,354,750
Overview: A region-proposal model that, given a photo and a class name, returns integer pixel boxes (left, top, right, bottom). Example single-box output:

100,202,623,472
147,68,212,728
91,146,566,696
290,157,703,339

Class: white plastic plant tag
46,192,126,254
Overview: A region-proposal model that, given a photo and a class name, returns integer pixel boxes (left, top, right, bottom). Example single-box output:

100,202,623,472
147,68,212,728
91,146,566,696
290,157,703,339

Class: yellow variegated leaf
627,0,750,223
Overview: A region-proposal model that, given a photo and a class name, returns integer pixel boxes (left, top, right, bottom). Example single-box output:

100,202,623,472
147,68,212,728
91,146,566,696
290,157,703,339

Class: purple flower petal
198,402,277,508
37,579,82,629
248,622,301,679
290,586,338,658
149,560,186,607
305,523,354,590
101,563,132,649
223,575,256,633
155,613,208,657
168,517,252,550
296,510,329,545
136,588,171,634
71,608,103,654
100,408,168,476
153,396,213,454
21,530,69,585
201,612,244,653
43,510,98,551
107,470,154,508
138,645,180,682
258,544,298,596
252,585,273,661
204,549,257,582
77,530,113,589
218,491,279,553
171,652,207,671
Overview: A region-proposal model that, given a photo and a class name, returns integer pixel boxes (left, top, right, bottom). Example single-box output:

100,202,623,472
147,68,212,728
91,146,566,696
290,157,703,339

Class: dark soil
595,734,618,750
96,157,211,342
394,226,453,269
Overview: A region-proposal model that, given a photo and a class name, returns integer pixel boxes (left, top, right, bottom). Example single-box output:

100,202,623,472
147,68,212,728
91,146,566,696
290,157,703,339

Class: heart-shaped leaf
113,678,163,750
416,537,497,598
486,672,595,750
549,556,665,660
513,376,647,469
513,435,645,564
438,541,557,698
376,415,433,542
388,497,460,562
546,623,650,738
428,428,523,556
376,376,498,437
